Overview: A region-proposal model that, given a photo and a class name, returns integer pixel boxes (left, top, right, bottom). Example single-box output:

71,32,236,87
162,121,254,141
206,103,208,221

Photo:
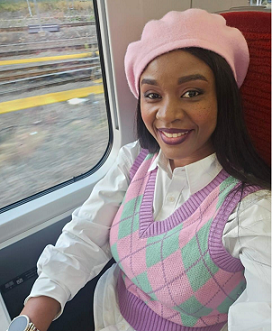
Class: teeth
163,131,188,138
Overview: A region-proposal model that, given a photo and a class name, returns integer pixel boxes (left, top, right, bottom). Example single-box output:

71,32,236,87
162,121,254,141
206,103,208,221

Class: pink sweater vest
110,150,259,331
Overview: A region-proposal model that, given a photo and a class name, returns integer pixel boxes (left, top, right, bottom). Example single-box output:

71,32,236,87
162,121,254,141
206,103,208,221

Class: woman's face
140,50,217,169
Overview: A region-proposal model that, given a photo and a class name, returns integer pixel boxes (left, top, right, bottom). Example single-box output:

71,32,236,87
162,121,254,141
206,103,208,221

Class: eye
182,90,203,98
144,92,161,100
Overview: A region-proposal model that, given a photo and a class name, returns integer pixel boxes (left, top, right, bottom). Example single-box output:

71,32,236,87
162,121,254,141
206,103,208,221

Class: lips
158,128,192,145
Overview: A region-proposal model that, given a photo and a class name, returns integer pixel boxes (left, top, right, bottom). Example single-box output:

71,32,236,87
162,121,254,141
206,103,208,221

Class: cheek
196,103,217,125
193,110,217,137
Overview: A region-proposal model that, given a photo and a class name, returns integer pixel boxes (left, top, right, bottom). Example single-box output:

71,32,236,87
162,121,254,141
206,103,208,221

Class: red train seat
221,10,271,165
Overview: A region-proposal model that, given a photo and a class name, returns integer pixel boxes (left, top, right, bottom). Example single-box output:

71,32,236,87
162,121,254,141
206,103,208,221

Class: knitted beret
125,8,249,98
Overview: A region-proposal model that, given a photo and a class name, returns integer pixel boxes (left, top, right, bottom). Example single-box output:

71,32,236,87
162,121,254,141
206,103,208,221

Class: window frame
0,0,122,249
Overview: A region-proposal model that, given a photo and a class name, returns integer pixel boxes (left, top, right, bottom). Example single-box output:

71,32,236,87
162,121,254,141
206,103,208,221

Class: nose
156,97,186,123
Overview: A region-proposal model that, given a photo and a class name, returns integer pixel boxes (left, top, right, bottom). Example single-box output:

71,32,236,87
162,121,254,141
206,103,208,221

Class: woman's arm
20,141,141,325
20,296,61,331
223,190,271,331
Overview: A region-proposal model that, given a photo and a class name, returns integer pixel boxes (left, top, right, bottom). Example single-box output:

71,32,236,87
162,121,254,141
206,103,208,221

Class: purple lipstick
157,128,192,145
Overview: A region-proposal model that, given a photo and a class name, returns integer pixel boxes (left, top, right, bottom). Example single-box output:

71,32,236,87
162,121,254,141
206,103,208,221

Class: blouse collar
148,150,223,195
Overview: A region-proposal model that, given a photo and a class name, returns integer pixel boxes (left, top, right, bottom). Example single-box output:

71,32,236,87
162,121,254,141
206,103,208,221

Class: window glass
0,0,109,210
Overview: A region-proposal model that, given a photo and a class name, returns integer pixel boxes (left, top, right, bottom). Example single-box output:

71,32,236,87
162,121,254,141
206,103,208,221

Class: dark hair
136,47,271,190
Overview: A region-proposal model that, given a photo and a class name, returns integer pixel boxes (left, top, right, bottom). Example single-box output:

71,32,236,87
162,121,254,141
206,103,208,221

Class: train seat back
221,9,271,165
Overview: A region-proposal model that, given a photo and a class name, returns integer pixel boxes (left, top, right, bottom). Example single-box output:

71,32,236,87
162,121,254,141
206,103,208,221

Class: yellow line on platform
0,84,104,114
0,52,98,66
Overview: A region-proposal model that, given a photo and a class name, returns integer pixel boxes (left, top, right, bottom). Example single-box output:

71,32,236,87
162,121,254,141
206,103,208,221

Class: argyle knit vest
110,150,259,331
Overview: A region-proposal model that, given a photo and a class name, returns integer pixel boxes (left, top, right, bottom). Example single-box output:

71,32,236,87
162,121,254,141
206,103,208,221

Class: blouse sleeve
24,141,141,317
222,190,271,331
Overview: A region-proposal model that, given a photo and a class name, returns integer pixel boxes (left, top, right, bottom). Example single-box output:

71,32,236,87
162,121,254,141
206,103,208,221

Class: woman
10,8,270,331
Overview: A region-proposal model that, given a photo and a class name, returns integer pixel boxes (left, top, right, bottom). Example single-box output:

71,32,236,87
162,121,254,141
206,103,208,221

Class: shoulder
117,140,142,165
228,189,271,236
224,189,270,261
114,140,142,175
238,189,271,217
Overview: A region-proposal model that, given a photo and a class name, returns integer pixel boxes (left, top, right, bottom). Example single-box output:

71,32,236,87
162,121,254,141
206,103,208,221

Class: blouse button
167,195,176,203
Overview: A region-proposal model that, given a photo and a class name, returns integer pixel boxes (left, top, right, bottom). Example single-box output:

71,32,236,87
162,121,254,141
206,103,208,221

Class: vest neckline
139,168,230,238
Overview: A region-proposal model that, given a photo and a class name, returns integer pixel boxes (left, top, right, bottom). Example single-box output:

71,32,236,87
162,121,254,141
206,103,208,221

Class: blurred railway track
0,57,101,96
0,21,95,33
0,41,98,58
0,20,98,58
0,36,94,49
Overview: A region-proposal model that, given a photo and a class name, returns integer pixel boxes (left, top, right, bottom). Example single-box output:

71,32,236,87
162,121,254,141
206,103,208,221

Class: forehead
141,49,214,81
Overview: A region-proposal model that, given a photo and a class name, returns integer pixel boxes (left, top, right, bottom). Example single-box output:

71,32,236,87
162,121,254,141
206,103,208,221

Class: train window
0,0,110,210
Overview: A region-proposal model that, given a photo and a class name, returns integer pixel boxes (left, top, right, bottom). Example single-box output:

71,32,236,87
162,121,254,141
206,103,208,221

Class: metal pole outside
33,0,43,32
26,0,32,17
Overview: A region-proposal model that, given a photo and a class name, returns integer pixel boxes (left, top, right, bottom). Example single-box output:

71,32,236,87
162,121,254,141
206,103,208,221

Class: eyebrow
141,74,208,86
178,74,208,84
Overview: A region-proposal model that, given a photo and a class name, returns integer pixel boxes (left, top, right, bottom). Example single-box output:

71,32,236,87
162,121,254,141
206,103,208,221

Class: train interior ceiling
0,0,270,330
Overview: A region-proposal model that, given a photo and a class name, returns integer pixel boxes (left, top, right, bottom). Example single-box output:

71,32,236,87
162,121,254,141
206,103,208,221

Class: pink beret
125,8,249,98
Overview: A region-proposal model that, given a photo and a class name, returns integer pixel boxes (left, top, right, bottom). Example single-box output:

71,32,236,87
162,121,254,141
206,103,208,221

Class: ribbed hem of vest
129,148,150,181
209,184,260,272
118,276,226,331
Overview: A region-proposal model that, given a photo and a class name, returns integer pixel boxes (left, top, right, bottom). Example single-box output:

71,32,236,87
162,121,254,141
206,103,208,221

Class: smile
158,128,192,145
162,131,189,138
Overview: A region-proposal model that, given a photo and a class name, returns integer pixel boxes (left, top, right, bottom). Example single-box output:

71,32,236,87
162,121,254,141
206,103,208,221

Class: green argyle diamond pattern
111,242,125,272
181,220,219,292
118,195,142,239
174,295,213,326
145,153,155,160
216,177,239,209
217,280,246,313
132,271,157,301
146,224,183,267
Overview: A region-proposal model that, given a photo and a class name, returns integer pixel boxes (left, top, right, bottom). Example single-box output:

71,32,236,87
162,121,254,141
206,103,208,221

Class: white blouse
26,140,271,331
